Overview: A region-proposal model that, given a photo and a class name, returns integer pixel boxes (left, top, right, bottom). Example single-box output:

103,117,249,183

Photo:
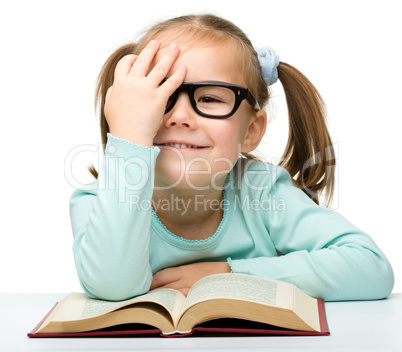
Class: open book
28,273,329,337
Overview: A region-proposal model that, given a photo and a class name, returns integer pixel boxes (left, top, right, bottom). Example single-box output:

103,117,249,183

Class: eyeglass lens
166,86,236,116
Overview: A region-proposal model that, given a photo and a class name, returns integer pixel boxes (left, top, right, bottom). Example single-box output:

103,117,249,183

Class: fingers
151,281,190,297
114,54,137,81
130,40,184,85
146,43,181,82
150,267,180,290
158,63,186,95
114,41,184,86
129,40,161,77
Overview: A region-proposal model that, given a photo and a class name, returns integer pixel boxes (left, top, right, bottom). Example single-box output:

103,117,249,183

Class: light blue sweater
70,134,394,301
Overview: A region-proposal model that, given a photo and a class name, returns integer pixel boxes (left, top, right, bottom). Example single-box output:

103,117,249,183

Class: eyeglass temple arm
247,91,261,110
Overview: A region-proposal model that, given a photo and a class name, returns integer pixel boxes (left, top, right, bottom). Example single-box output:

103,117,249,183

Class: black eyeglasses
164,80,261,119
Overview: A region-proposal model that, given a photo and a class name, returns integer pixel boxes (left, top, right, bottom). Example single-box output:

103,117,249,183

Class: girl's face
152,41,264,192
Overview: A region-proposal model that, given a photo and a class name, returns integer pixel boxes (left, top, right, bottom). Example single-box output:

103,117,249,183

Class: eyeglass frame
163,80,261,119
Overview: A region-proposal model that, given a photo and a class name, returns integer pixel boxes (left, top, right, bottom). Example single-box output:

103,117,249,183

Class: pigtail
277,62,335,207
88,43,137,179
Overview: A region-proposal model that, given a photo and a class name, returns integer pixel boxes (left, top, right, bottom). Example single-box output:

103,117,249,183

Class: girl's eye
195,86,234,106
198,95,223,104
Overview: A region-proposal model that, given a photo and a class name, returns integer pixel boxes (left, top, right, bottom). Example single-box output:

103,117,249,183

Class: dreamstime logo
64,142,339,209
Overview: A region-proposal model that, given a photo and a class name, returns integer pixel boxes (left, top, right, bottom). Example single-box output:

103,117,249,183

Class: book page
181,273,293,314
80,289,184,320
293,286,321,332
42,289,185,325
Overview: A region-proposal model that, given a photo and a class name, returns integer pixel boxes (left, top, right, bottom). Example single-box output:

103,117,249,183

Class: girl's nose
163,93,199,129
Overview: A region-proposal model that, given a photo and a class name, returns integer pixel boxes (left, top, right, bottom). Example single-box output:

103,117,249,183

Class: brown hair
89,14,335,207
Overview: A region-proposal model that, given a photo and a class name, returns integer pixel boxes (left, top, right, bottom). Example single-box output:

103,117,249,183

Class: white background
1,0,401,293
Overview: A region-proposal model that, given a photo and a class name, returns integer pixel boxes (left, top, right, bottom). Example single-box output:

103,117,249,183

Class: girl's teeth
164,143,200,148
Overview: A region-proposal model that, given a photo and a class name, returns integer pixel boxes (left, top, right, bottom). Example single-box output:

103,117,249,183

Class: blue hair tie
255,46,280,86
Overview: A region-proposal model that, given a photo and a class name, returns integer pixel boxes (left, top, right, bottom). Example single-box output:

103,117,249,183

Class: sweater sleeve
229,166,394,301
69,133,160,301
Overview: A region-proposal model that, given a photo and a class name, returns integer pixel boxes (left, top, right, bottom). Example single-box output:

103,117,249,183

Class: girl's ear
241,109,267,153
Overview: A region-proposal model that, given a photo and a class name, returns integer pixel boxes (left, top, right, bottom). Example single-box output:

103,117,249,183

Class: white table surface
1,293,401,352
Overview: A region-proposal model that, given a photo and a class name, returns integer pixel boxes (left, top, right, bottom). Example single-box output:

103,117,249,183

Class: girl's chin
154,159,232,191
155,158,212,180
154,175,213,192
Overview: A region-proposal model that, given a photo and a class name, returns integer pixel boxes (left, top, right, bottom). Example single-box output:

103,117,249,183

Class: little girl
70,14,394,302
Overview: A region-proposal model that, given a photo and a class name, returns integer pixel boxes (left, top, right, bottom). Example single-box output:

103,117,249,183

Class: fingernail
150,40,159,46
170,43,178,51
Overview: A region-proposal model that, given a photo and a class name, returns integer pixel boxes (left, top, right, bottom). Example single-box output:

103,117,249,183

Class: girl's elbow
325,250,394,301
370,259,394,299
351,245,394,300
353,252,395,301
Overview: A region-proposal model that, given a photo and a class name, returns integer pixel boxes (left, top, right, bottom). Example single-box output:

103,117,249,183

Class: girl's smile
154,138,209,149
155,144,208,150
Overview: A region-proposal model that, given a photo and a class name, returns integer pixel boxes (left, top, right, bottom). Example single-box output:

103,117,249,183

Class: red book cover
27,299,329,338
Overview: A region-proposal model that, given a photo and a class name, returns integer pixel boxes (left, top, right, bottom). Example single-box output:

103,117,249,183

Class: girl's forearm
228,243,394,301
70,134,160,301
